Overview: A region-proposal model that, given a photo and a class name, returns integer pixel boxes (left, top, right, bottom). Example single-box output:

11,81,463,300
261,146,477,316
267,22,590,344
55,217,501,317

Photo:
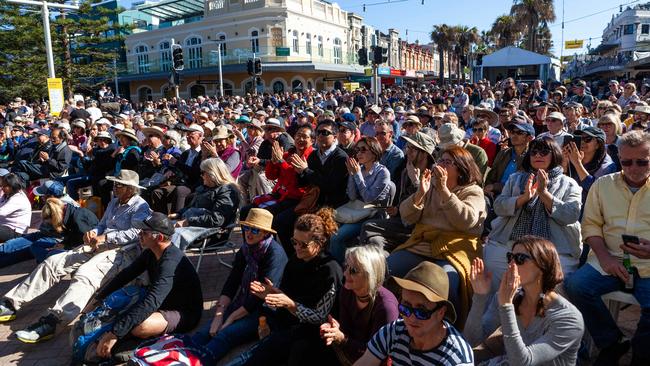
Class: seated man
565,130,650,366
13,127,71,182
0,170,151,343
93,213,203,359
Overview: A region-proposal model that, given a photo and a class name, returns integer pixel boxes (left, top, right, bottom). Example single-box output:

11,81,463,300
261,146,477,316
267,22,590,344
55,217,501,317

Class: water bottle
258,316,270,339
622,251,635,293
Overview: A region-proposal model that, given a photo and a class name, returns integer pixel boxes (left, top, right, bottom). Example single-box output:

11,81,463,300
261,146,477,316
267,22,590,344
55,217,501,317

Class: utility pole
171,38,181,101
113,57,119,97
218,43,224,98
7,0,80,79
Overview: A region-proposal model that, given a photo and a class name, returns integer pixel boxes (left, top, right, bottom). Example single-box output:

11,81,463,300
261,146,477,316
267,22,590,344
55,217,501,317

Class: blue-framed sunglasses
241,225,260,235
398,302,443,321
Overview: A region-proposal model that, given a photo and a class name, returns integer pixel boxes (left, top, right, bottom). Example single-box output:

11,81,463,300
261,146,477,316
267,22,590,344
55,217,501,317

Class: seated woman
330,137,391,263
470,118,497,167
170,157,240,250
228,208,343,366
0,173,31,242
203,125,242,179
316,245,398,366
387,145,486,327
486,137,582,289
67,131,115,201
0,197,98,268
465,236,584,366
191,208,288,364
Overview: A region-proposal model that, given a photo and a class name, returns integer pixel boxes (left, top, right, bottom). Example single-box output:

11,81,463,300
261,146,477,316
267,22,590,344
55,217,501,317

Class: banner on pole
47,78,64,117
565,40,584,49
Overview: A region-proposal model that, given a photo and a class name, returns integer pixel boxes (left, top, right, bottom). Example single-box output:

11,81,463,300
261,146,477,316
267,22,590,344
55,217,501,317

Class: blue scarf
231,236,273,310
115,145,141,174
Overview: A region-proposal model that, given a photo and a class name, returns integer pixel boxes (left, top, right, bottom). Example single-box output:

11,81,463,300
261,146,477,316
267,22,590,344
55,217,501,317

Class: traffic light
372,46,383,65
254,58,262,75
380,46,388,64
172,44,184,71
358,48,368,66
247,59,254,75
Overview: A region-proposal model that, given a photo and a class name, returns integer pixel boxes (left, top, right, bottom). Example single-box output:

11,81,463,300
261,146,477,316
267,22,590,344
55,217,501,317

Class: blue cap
33,180,65,197
341,113,356,123
507,122,536,137
235,115,251,124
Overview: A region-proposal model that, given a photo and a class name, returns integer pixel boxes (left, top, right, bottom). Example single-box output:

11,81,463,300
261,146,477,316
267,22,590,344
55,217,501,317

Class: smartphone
562,135,573,147
622,234,640,245
573,135,582,150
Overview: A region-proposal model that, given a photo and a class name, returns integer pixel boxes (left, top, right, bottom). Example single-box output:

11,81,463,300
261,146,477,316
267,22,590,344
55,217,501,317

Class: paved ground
0,220,641,365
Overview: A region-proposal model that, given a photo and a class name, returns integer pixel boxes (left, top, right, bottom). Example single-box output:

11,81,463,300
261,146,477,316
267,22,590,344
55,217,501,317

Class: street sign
276,47,290,56
350,76,371,82
565,40,584,49
377,66,390,76
47,78,64,117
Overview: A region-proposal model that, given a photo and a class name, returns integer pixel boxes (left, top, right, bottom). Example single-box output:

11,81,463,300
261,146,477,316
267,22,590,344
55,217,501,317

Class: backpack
71,285,146,365
128,334,214,366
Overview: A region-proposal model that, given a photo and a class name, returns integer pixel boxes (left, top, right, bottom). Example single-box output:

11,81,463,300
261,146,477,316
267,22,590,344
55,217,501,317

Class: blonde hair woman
171,158,242,250
0,197,98,269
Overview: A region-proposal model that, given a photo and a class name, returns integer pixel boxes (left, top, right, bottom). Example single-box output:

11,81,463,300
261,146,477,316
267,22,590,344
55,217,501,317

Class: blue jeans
192,312,259,364
565,263,650,359
387,250,461,318
328,222,364,264
0,232,61,268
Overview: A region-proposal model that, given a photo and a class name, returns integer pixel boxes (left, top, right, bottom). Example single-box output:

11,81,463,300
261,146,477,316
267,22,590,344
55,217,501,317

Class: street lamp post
6,0,80,79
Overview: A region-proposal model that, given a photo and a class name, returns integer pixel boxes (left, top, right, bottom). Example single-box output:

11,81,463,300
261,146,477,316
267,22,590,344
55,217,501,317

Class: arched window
244,80,254,94
273,81,285,93
292,79,303,92
292,30,299,53
185,36,203,69
333,38,342,64
135,45,149,73
190,84,206,98
137,86,152,102
305,33,312,56
317,36,323,57
307,81,313,90
250,30,260,53
216,33,227,56
223,82,233,96
159,42,171,72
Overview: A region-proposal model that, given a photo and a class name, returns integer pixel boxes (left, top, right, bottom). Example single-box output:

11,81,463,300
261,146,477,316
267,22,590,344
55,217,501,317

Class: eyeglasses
620,159,650,167
291,237,313,249
317,129,334,136
398,302,442,321
530,148,551,157
507,252,533,265
241,225,260,235
343,263,361,275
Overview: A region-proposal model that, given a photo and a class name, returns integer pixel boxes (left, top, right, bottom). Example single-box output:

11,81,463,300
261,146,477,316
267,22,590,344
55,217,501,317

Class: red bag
130,335,212,366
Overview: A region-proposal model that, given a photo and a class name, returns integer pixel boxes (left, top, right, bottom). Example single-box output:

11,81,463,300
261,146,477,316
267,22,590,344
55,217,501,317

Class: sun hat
239,208,276,234
393,261,457,323
111,123,125,132
164,130,181,145
248,119,264,131
473,108,498,124
437,123,465,149
95,118,112,126
400,131,436,157
115,128,138,142
546,111,566,121
142,126,165,139
634,105,650,115
141,212,175,237
366,105,382,115
33,180,65,197
71,119,87,130
402,115,422,127
95,131,114,143
212,125,234,140
105,169,145,189
263,118,285,132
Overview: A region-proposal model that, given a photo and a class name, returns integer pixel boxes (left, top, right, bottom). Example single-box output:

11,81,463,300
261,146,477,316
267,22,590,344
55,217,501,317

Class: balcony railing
126,45,358,75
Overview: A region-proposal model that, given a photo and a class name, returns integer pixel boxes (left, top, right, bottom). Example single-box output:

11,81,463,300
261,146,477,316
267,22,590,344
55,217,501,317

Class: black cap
142,212,175,237
574,127,606,142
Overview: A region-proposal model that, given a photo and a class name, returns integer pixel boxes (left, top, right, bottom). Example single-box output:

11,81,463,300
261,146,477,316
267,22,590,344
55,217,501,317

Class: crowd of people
0,76,648,365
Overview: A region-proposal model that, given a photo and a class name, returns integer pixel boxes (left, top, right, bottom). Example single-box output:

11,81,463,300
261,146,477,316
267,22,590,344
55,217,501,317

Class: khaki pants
5,243,140,324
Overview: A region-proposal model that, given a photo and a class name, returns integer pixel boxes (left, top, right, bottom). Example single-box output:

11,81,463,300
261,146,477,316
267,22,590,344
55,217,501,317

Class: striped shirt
367,319,473,366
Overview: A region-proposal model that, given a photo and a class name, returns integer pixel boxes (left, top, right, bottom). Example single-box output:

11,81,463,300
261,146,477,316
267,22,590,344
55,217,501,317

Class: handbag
129,334,213,366
294,185,320,215
334,200,377,224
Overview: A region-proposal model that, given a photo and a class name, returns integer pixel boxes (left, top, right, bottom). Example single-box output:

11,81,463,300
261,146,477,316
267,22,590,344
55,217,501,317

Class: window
190,84,206,98
273,81,285,93
135,45,149,73
306,33,312,55
624,24,635,35
223,82,233,96
216,33,227,56
292,79,303,92
159,42,171,72
317,36,323,57
186,36,203,69
333,38,342,64
292,30,299,53
251,30,260,53
643,24,650,35
137,87,152,102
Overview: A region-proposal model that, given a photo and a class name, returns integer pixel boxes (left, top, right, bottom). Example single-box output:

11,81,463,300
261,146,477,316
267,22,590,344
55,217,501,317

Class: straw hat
239,208,276,234
212,125,234,140
115,128,139,142
105,169,145,189
142,126,165,139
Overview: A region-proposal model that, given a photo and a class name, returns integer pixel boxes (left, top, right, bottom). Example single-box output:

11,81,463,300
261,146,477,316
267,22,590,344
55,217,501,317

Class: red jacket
265,145,314,202
476,137,497,167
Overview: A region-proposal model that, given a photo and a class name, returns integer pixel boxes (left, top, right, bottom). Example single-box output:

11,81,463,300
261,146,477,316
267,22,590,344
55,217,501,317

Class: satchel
294,185,320,215
334,200,377,224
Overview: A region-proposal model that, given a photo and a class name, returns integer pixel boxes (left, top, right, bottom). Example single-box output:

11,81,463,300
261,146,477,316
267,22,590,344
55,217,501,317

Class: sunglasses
398,302,442,321
343,263,361,275
506,252,533,265
291,237,313,249
241,225,260,235
317,129,334,136
530,148,551,157
620,159,650,167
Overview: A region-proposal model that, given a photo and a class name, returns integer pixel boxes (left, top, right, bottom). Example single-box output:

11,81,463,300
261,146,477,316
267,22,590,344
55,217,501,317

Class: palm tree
490,14,522,49
510,0,555,53
454,26,480,82
431,24,451,85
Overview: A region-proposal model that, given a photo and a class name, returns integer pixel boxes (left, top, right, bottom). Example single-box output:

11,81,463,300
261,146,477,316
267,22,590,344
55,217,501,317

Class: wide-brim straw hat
105,169,145,189
473,108,498,124
115,128,139,142
142,126,165,138
239,208,276,234
212,125,234,140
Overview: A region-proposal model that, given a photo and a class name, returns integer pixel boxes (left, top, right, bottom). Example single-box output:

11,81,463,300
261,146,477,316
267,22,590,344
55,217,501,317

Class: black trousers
13,160,48,182
0,225,20,243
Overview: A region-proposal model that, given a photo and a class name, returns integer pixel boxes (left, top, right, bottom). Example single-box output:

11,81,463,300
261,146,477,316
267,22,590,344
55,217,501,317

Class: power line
550,0,642,28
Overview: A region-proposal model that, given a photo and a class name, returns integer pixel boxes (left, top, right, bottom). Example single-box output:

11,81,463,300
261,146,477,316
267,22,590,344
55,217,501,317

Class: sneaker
0,300,16,322
15,313,58,343
594,338,630,366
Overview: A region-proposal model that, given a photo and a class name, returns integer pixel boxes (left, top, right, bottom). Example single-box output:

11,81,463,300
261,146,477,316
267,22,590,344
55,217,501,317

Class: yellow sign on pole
47,78,64,117
343,82,360,91
565,40,584,49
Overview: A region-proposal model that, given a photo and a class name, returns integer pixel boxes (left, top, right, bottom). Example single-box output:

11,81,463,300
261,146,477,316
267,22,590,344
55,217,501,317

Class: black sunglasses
506,252,533,265
316,129,334,136
620,159,650,167
529,148,551,157
398,302,443,321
